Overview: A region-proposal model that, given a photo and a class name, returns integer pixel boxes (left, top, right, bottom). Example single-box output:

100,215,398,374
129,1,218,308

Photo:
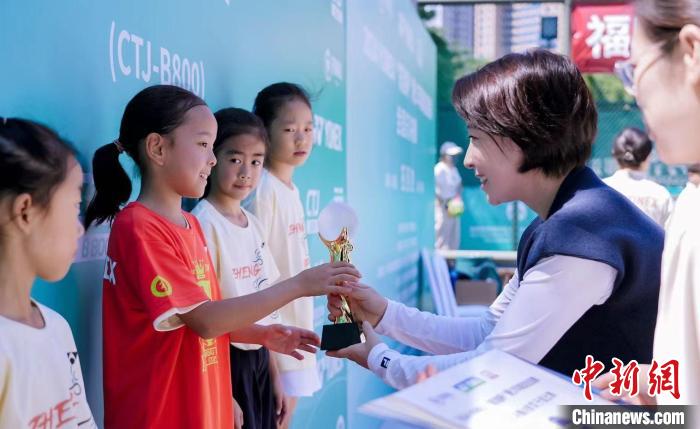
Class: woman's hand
592,364,657,406
326,321,381,369
327,284,388,327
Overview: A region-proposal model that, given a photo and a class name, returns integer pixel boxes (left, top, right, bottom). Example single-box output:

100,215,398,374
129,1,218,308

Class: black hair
612,127,653,169
203,108,268,198
252,82,311,130
83,85,206,227
452,50,597,177
0,117,78,209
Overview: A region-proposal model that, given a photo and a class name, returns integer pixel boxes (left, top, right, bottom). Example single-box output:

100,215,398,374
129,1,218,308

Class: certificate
360,349,613,428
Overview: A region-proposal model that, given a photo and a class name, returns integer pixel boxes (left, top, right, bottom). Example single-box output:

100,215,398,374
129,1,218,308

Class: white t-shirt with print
192,199,282,350
603,169,673,227
245,170,316,376
0,301,96,429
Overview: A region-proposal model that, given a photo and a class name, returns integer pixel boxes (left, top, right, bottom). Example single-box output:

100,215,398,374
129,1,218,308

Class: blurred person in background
604,126,673,227
434,141,464,251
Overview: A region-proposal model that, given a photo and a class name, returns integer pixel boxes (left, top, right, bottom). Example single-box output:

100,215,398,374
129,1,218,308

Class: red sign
572,3,635,73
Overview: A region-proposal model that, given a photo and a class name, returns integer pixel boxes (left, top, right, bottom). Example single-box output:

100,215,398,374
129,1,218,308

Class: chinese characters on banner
572,355,680,401
572,3,635,73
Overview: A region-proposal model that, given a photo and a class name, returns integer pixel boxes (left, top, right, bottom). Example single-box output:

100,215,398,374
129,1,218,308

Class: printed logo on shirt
232,264,263,280
150,276,173,298
381,357,391,368
199,337,218,371
193,260,209,281
103,256,117,285
27,351,95,429
232,248,265,281
28,391,86,429
66,352,81,392
193,259,212,299
288,222,305,236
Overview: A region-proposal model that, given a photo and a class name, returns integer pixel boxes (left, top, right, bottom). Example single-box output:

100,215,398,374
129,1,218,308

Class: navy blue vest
517,167,662,376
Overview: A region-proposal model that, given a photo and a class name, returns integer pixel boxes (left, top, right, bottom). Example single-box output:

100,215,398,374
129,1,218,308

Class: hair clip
113,139,125,154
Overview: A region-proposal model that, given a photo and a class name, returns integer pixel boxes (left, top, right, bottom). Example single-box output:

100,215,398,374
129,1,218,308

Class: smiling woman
327,50,665,392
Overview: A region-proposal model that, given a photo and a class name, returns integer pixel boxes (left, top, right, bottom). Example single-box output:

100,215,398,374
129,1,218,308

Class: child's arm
179,262,359,339
229,324,319,360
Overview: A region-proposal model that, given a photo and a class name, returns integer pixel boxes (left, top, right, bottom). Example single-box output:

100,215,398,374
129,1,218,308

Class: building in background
443,5,475,52
423,4,474,53
426,2,566,61
473,3,507,59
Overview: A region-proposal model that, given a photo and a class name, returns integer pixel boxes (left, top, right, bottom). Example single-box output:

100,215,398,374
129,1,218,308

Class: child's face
463,128,525,206
164,105,218,198
268,99,313,167
29,159,85,282
210,134,266,202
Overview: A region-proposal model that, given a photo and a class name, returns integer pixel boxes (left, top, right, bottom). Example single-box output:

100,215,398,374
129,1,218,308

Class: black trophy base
320,322,362,351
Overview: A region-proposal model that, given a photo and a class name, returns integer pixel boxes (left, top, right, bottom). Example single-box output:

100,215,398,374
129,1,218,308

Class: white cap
440,141,463,156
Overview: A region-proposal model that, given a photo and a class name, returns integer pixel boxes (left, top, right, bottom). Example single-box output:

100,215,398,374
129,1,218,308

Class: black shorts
230,345,276,429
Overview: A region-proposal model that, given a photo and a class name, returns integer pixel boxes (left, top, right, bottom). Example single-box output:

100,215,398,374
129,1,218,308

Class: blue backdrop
0,1,436,427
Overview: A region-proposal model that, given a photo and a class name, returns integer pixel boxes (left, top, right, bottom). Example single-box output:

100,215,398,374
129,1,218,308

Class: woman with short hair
327,50,663,389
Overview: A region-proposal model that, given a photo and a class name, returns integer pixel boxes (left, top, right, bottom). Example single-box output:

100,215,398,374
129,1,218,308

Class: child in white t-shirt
0,118,95,428
194,107,330,429
246,82,319,427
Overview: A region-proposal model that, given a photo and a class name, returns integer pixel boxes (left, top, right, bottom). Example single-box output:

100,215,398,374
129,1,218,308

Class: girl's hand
269,355,287,427
233,398,244,429
273,376,287,427
294,262,361,297
263,324,320,360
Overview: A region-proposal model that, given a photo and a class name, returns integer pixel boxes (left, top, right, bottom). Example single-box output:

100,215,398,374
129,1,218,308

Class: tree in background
418,6,486,108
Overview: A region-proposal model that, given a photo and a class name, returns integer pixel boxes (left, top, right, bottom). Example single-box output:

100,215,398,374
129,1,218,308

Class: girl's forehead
179,106,217,132
277,100,312,117
220,134,266,152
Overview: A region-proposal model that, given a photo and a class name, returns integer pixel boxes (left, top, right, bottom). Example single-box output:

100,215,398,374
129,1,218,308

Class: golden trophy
319,202,362,351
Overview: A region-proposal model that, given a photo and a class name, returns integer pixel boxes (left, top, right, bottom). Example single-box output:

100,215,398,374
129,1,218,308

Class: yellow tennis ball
447,198,464,217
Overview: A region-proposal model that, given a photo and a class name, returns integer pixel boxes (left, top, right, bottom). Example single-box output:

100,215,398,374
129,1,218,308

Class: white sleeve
367,255,616,389
153,301,209,331
374,277,514,354
661,195,674,229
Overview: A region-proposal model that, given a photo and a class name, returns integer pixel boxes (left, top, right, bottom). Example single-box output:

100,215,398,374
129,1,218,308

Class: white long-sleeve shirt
653,182,700,405
367,255,617,389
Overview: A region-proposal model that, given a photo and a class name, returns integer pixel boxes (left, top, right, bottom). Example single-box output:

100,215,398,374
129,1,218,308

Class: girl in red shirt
85,85,359,429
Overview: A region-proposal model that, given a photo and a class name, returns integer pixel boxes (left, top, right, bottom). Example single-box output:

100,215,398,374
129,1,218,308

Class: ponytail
611,127,653,170
84,84,207,228
83,141,131,227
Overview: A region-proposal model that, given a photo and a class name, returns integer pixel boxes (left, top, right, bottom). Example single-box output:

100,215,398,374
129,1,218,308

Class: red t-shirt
102,202,234,429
